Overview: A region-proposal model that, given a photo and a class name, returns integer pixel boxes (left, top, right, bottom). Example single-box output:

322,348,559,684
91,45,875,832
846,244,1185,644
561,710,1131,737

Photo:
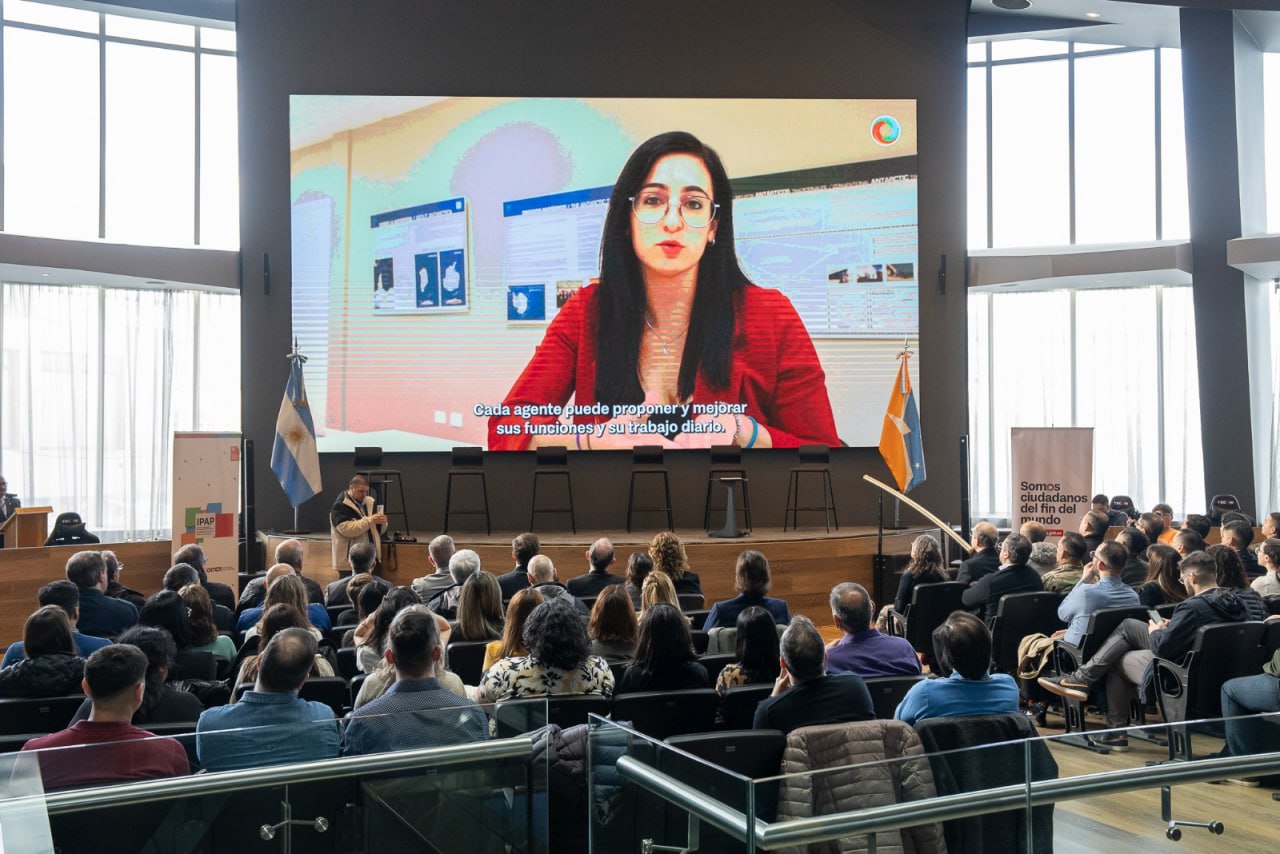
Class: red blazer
488,283,839,450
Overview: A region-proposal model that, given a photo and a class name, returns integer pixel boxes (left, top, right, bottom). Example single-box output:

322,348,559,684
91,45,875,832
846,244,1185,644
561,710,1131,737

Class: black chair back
863,675,925,720
451,446,483,467
720,684,773,730
299,677,351,716
353,446,383,467
905,582,967,657
608,660,631,686
0,694,85,736
797,444,829,465
1263,620,1280,656
633,445,664,466
666,729,786,779
697,653,736,685
1110,495,1137,519
1263,595,1280,617
335,647,359,681
535,445,568,466
990,592,1066,674
444,640,490,685
493,694,612,738
1207,494,1242,525
325,605,350,626
1075,606,1150,662
44,512,100,547
677,593,705,611
1154,622,1267,723
689,629,710,655
612,689,718,739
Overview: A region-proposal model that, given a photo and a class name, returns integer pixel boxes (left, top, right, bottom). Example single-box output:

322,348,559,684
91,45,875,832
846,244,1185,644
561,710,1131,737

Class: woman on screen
487,131,838,451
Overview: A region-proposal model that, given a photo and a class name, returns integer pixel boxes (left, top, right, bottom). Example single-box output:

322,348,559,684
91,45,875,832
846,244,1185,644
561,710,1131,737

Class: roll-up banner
1010,427,1094,539
173,432,242,585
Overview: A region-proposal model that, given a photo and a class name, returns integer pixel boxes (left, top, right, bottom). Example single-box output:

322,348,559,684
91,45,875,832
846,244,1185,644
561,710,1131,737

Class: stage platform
265,525,938,625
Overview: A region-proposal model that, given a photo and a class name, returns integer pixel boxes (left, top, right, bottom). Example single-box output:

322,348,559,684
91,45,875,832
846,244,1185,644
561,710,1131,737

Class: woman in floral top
715,605,781,695
475,596,614,702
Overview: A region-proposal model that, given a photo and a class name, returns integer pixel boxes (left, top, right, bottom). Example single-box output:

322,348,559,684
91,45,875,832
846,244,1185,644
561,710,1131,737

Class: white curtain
0,282,239,540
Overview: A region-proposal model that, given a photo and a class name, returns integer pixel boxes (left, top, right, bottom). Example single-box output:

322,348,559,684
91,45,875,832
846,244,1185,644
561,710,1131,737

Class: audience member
1019,521,1047,543
1135,513,1165,546
164,562,234,632
428,549,483,614
450,571,504,642
483,588,545,673
475,597,613,702
333,571,376,629
173,543,237,611
138,590,210,680
1222,520,1261,578
0,606,85,698
1028,541,1058,576
179,584,236,661
238,572,331,637
1041,532,1088,594
1217,646,1280,787
237,605,335,686
66,550,137,638
1138,544,1187,607
961,533,1043,622
703,550,791,630
826,582,920,678
197,629,341,771
409,535,456,604
752,617,874,734
618,604,708,694
22,645,188,790
1,581,110,667
587,583,638,660
1113,528,1150,586
1093,493,1130,527
715,606,781,694
1079,510,1110,557
1208,544,1250,590
1173,528,1206,556
1262,512,1280,541
238,539,324,610
1152,503,1177,543
1058,541,1141,646
101,550,144,610
1251,539,1280,598
1182,514,1211,539
623,552,654,609
345,607,487,754
895,612,1019,726
877,535,948,633
496,532,540,600
649,531,702,596
566,538,625,598
956,521,1000,585
71,626,204,726
327,541,382,606
1039,552,1267,750
344,575,388,648
359,587,426,674
640,570,681,618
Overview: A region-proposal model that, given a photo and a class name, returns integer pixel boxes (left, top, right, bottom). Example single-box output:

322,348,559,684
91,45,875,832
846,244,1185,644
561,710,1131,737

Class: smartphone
376,504,385,516
1147,609,1163,623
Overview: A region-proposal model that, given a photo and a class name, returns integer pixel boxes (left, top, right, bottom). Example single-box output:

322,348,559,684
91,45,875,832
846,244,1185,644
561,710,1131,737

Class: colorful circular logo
871,115,901,146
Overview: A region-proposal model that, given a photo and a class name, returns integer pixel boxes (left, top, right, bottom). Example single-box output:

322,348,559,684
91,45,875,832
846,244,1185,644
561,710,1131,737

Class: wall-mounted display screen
290,96,918,452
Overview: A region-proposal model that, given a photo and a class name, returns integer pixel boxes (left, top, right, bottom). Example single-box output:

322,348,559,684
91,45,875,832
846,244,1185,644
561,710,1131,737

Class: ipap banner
173,432,241,585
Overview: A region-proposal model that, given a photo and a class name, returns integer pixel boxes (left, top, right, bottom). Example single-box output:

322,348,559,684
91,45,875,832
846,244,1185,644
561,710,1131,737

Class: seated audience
877,535,948,633
71,626,204,725
197,629,341,771
66,550,137,638
524,555,589,616
1152,504,1177,543
22,646,188,790
1041,532,1088,594
450,571,504,642
1173,527,1206,556
1058,541,1141,646
0,606,86,698
237,605,335,685
895,612,1019,726
428,549,483,614
179,584,236,661
409,535,456,605
752,616,874,734
138,590,211,680
101,550,144,611
1028,541,1058,577
1093,493,1130,527
956,521,1000,585
1182,513,1212,540
1018,521,1046,543
1262,512,1280,541
1251,538,1280,598
483,588,545,673
332,571,375,629
649,531,702,597
236,539,323,610
1135,512,1165,546
1113,528,1150,586
587,583,638,660
345,607,487,754
475,597,614,702
617,604,709,694
623,552,654,609
1221,520,1261,578
1208,543,1250,590
715,606,781,695
1217,645,1280,787
826,582,920,678
496,532,540,601
961,533,1043,622
238,570,331,635
1080,509,1110,557
703,550,791,630
326,541,383,607
567,537,626,597
164,563,234,632
358,587,425,674
640,571,681,619
1138,544,1187,607
1039,552,1267,750
173,543,237,612
2,581,110,667
344,578,389,648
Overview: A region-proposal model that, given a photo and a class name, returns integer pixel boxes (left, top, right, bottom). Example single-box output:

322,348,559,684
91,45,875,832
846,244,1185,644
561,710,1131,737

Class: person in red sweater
489,131,839,452
22,645,189,790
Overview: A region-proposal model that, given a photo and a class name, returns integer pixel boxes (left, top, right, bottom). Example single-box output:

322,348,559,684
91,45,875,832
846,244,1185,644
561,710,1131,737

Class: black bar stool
703,444,751,534
354,446,410,535
626,445,673,532
444,446,490,534
529,445,576,532
783,444,838,532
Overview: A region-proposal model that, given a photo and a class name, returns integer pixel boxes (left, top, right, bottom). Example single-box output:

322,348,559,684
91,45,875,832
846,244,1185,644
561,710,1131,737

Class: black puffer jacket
1151,586,1268,662
0,652,85,698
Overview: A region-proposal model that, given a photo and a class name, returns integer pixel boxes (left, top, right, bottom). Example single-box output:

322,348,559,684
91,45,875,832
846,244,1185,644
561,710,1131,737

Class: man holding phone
330,475,387,571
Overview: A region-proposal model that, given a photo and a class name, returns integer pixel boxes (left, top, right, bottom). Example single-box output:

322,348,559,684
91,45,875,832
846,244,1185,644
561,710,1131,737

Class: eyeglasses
629,191,719,228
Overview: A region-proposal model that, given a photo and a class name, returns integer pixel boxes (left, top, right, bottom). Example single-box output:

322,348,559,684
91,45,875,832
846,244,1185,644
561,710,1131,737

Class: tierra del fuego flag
878,350,926,493
270,350,323,507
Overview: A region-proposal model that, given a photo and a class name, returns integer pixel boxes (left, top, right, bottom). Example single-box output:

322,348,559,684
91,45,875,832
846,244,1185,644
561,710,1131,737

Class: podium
0,507,52,549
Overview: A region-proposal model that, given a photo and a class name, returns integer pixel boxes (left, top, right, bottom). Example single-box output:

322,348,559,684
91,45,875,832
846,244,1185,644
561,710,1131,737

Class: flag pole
281,338,314,535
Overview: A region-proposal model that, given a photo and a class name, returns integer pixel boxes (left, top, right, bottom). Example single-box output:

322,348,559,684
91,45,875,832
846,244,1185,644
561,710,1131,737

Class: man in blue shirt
825,582,921,678
66,551,137,638
1,581,111,667
345,606,487,755
196,629,340,771
235,564,332,632
895,612,1020,726
1058,541,1140,646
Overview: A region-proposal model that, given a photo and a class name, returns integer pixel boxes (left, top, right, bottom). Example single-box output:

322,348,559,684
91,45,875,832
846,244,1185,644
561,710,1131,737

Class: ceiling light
1085,11,1101,18
992,0,1032,10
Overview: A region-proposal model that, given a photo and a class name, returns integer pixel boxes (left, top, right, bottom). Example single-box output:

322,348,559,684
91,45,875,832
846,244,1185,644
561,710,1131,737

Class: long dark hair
139,590,193,649
594,131,749,404
1207,544,1248,590
633,603,696,675
734,606,781,684
368,587,421,652
1144,544,1186,604
117,626,176,722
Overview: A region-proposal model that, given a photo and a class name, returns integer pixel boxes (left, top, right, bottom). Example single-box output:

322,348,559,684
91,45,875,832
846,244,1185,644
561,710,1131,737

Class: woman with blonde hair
451,571,504,642
236,604,334,686
245,575,320,642
649,531,701,596
483,587,545,673
640,570,681,618
178,584,235,660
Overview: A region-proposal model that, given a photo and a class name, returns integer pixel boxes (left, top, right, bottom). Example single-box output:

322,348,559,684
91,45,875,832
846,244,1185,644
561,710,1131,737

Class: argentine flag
878,352,926,493
270,355,322,507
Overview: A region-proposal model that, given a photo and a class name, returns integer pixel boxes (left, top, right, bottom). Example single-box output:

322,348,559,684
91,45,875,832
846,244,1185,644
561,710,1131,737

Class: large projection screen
291,96,919,452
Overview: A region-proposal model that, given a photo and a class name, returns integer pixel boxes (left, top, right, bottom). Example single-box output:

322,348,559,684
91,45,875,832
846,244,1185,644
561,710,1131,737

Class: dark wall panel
236,0,970,534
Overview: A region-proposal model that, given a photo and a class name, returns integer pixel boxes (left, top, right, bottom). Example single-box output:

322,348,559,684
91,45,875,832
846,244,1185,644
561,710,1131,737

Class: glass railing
0,700,550,853
589,711,1280,852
